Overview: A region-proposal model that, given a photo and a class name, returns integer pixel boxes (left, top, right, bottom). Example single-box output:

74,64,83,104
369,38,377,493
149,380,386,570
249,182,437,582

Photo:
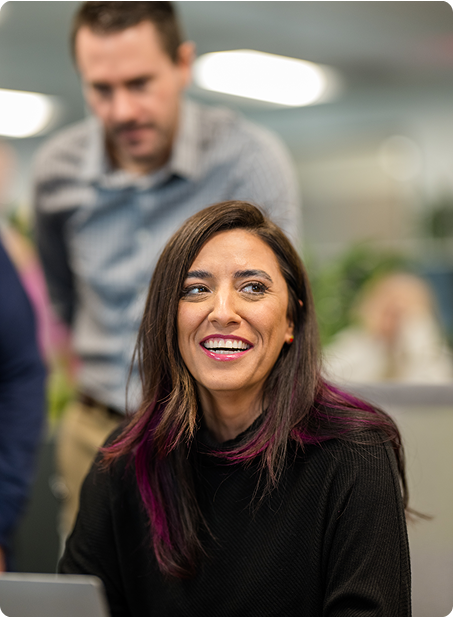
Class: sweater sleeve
59,457,131,617
321,437,411,617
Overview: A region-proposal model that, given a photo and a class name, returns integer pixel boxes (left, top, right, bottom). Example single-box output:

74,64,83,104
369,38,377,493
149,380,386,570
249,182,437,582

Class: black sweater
60,427,411,616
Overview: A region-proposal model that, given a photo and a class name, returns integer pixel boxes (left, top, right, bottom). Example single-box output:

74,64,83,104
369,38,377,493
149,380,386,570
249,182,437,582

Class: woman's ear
285,299,302,344
285,318,295,344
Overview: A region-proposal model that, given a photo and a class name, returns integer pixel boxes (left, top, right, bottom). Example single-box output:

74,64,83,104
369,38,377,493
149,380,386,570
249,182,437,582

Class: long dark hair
103,201,408,578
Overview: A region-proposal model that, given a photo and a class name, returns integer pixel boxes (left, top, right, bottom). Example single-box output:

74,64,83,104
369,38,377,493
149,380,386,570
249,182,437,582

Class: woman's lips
200,335,253,361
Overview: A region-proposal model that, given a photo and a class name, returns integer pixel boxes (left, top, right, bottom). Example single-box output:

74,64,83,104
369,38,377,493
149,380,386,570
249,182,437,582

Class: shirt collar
80,98,201,187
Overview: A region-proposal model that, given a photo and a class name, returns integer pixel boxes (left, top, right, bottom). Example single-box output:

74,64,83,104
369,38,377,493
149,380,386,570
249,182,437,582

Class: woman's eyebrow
185,269,273,283
234,269,273,283
185,270,212,279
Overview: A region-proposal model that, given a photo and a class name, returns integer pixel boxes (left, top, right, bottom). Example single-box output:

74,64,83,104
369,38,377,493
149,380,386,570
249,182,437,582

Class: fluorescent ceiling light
194,50,332,107
0,2,11,23
0,88,54,138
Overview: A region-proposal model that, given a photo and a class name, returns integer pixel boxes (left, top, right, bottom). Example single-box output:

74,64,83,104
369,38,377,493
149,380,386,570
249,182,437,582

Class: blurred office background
0,2,452,615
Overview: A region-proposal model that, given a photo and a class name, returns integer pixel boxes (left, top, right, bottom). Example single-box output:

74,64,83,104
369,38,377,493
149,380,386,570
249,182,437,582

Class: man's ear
176,41,196,89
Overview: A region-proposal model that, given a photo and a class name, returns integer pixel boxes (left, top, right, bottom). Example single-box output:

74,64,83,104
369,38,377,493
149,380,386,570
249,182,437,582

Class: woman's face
177,229,294,401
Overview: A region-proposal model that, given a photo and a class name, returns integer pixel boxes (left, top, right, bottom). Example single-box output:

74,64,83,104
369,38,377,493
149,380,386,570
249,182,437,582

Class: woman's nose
208,290,241,327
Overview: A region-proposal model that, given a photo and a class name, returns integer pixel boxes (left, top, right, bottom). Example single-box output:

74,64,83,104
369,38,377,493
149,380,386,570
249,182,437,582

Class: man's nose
110,89,138,124
208,290,241,328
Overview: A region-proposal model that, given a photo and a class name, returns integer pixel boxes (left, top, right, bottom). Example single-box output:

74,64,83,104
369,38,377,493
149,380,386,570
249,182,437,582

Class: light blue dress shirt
34,99,300,411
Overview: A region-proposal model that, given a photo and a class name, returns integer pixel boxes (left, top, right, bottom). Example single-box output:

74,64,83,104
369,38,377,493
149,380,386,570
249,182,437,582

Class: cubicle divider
350,384,453,617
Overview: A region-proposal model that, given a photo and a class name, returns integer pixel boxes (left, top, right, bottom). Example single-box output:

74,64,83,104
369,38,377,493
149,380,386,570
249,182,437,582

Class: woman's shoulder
289,430,405,524
82,425,137,497
297,429,400,481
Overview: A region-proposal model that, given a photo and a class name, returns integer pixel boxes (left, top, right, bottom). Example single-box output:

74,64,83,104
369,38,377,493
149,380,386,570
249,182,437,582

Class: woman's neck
197,386,263,443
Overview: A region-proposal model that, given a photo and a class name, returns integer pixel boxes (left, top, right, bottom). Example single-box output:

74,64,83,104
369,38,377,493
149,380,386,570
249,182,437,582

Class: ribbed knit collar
194,414,264,455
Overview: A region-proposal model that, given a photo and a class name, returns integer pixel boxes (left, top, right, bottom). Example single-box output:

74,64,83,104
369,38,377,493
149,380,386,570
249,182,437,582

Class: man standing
34,1,299,537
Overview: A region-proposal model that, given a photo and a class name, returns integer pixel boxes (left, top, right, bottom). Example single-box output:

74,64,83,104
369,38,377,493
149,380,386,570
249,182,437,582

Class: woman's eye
181,285,209,297
241,282,267,294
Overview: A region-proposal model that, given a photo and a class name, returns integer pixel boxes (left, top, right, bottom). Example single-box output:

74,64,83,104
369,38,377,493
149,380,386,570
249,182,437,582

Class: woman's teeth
203,338,250,352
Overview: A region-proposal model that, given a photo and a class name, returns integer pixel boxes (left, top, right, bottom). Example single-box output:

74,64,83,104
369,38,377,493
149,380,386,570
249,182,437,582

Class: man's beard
107,121,172,170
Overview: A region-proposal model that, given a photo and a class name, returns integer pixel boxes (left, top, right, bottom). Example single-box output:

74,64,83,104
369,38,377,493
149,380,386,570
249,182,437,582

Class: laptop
0,573,110,617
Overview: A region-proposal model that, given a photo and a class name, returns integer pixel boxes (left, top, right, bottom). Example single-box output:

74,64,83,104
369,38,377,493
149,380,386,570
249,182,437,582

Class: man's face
75,21,193,173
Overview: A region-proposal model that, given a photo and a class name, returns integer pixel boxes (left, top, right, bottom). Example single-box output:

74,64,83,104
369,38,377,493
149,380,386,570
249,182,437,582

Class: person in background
0,239,46,572
324,271,453,383
0,141,71,372
33,1,300,538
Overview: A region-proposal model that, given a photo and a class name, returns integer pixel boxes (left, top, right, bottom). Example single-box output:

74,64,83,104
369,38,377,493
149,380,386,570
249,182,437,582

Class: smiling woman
60,202,411,616
177,229,294,442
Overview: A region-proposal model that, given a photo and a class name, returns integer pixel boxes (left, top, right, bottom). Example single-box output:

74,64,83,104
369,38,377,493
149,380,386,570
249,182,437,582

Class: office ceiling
0,1,452,154
1,2,452,115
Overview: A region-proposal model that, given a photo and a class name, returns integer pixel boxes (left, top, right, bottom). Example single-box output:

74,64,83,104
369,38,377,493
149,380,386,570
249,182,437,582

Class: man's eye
93,85,112,98
128,79,148,91
242,282,267,294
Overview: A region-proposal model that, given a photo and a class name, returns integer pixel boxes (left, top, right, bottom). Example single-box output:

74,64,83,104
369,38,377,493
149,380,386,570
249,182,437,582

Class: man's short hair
71,1,184,62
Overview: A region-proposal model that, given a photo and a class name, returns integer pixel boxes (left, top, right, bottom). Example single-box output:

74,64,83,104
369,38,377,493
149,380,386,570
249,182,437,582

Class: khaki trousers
56,399,122,539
